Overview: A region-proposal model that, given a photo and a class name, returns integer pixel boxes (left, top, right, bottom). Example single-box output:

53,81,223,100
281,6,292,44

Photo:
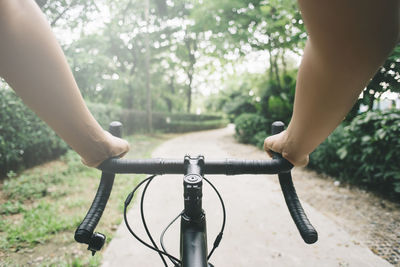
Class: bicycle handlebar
74,121,318,256
97,157,293,175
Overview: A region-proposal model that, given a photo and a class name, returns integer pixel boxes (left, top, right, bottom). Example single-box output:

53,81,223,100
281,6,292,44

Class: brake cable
140,175,168,266
203,176,226,260
124,174,226,266
124,175,181,265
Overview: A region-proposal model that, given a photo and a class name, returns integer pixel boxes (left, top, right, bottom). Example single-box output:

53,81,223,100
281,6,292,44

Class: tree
35,0,99,28
192,0,306,89
363,45,400,110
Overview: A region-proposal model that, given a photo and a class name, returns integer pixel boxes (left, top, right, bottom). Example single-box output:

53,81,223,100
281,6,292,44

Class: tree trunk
167,76,175,112
280,49,287,80
145,0,152,132
268,49,274,81
184,35,197,113
127,84,134,109
273,53,281,89
187,74,193,113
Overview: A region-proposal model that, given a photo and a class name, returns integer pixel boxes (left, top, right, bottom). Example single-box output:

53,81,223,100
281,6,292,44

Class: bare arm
265,0,399,166
0,0,129,167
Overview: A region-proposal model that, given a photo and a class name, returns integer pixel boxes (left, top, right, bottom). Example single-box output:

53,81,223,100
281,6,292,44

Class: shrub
120,109,227,134
308,125,346,178
309,110,400,198
253,131,268,149
0,89,68,176
234,113,268,144
224,96,258,122
165,119,228,133
86,102,123,129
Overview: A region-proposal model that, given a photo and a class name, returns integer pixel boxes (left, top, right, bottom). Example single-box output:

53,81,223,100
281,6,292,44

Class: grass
0,133,171,266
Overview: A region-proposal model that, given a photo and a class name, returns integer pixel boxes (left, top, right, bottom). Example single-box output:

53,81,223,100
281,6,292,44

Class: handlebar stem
183,155,205,220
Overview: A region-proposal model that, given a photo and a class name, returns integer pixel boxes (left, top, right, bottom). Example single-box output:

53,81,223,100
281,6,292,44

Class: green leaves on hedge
234,113,268,147
309,109,400,198
0,89,68,176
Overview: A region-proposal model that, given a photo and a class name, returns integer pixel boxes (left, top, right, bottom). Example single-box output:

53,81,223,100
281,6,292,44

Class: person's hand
104,130,130,159
81,131,130,167
263,130,309,167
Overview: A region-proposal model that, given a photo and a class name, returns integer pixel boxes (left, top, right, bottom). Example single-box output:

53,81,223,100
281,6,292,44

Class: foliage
0,89,68,177
36,0,99,29
359,45,400,113
0,133,164,265
309,110,400,198
208,70,296,139
259,73,295,132
121,109,228,134
62,0,204,114
2,201,79,248
86,102,123,129
192,0,306,87
164,119,228,133
223,93,258,122
234,113,268,144
206,73,269,121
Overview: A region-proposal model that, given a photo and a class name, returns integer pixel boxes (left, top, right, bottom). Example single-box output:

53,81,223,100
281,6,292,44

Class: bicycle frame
181,155,208,267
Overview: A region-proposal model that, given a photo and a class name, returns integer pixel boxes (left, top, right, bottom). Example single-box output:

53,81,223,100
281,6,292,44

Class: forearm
0,0,128,166
285,0,399,160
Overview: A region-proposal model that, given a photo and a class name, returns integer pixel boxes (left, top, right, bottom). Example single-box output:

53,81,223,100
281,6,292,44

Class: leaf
337,147,348,160
361,135,372,143
376,128,386,140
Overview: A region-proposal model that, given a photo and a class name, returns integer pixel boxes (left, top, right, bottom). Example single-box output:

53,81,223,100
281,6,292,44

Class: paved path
102,126,391,267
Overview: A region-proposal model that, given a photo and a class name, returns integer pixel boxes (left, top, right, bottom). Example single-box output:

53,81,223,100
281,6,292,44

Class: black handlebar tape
270,121,317,244
74,121,122,244
97,157,293,175
205,158,293,175
74,172,115,243
278,172,318,244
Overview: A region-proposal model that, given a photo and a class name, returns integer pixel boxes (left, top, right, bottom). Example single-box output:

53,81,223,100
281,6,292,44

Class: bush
164,119,228,133
0,89,68,176
308,125,346,178
224,96,258,122
121,109,227,134
253,131,268,149
86,102,123,129
309,110,400,198
234,113,268,144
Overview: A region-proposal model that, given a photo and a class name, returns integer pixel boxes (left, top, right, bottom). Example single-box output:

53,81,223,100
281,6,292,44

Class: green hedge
234,113,268,148
309,110,400,198
120,109,226,134
0,90,68,176
163,119,228,133
0,91,227,176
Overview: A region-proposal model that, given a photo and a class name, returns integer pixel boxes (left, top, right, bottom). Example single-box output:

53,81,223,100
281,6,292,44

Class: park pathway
102,125,391,267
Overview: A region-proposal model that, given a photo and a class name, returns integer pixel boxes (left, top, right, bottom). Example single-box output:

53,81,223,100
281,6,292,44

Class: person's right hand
263,130,309,167
81,131,130,168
